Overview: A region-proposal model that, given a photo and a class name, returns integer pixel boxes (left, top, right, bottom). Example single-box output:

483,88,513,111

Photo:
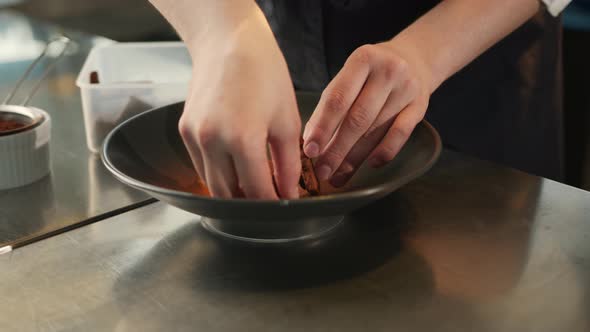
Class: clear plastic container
76,42,191,153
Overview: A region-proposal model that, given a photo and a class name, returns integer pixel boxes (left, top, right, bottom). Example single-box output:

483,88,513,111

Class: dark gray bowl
102,92,441,242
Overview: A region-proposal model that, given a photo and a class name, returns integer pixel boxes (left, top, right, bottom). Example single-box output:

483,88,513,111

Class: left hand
302,41,432,187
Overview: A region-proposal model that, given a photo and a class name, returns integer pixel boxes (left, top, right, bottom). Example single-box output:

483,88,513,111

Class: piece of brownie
299,137,320,196
269,138,320,197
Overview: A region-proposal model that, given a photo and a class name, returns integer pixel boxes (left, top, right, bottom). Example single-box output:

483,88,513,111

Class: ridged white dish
0,107,51,190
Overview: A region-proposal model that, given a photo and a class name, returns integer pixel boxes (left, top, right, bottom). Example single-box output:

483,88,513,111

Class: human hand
303,41,432,187
179,7,301,199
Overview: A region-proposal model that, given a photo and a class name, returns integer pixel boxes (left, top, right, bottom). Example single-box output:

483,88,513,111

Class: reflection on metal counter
0,10,152,249
1,151,589,332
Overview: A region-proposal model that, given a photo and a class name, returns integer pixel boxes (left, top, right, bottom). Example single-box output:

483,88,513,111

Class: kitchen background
2,0,589,191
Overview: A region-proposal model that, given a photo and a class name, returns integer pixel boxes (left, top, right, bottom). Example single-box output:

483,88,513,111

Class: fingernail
304,141,320,158
316,164,332,181
369,157,387,168
330,172,350,188
339,162,354,174
303,127,310,141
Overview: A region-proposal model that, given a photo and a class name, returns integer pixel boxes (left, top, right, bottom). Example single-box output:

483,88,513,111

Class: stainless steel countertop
2,150,589,332
0,10,151,249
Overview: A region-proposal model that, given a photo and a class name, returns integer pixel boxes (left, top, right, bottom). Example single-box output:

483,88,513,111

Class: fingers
368,98,428,168
329,120,392,188
180,112,278,199
365,78,418,137
302,48,371,159
330,94,427,188
230,132,279,200
179,112,206,184
202,149,240,198
313,69,393,181
268,114,302,199
190,120,243,198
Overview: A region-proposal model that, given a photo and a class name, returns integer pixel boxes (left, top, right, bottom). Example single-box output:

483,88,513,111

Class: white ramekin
0,107,51,190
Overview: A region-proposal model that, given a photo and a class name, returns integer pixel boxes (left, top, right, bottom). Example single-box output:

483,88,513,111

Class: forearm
389,0,540,93
147,0,263,51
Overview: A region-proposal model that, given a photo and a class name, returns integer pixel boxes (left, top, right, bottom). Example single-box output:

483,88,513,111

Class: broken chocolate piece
299,138,320,196
90,71,100,84
268,138,321,198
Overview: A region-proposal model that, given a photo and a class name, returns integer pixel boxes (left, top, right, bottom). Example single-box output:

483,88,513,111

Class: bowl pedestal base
200,216,345,244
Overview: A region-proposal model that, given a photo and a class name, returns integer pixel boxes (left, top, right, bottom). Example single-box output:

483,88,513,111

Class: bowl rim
101,101,442,206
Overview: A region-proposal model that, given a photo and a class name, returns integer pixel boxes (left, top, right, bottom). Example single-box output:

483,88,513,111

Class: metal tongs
0,35,72,136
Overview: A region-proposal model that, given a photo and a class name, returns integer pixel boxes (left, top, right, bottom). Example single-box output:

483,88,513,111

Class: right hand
178,6,301,200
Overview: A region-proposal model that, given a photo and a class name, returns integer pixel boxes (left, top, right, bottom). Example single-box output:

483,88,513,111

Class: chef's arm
147,0,303,200
147,0,261,52
302,0,548,180
391,0,541,94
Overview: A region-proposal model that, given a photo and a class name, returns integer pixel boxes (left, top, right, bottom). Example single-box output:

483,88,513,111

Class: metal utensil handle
2,35,72,106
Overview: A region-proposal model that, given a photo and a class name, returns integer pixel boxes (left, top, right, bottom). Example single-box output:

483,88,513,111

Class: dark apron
257,0,564,181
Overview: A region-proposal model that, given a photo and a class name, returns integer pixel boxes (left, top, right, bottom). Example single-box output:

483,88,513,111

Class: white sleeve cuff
541,0,573,16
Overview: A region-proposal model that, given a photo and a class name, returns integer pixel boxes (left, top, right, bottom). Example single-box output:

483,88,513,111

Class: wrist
149,0,262,58
382,0,540,96
183,3,271,61
383,36,439,96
